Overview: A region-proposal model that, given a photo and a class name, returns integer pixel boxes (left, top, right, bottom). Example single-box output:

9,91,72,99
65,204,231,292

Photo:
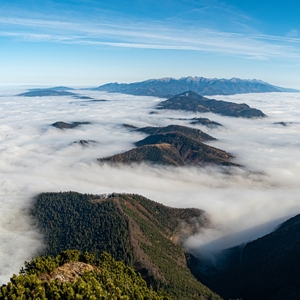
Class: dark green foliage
0,250,169,300
31,192,134,265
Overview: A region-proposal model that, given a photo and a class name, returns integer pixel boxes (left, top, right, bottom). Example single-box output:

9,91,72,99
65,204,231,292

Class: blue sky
1,0,300,88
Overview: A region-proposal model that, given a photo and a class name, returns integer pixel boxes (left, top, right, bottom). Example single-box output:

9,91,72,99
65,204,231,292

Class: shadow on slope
188,214,300,300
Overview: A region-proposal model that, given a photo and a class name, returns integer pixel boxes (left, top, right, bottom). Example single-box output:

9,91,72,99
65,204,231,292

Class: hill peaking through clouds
99,124,239,167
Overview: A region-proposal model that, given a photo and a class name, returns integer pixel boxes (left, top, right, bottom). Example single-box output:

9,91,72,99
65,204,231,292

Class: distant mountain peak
229,77,240,83
144,77,176,83
180,76,201,83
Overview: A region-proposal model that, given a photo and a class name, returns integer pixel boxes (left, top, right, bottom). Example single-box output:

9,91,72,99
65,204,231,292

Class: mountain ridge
30,191,221,299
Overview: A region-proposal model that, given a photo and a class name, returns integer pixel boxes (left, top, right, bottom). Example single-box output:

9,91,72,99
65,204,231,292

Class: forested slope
0,250,169,299
30,192,221,300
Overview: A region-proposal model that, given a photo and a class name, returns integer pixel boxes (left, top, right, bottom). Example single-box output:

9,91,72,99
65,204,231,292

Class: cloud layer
0,88,299,283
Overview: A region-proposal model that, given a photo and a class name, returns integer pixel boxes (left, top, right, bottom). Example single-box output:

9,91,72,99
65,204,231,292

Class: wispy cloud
1,16,300,60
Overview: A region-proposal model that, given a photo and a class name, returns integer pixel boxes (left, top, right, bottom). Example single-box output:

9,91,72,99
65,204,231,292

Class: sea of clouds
0,87,299,283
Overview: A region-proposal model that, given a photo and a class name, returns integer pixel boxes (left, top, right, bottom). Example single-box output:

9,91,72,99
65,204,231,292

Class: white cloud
0,89,300,283
1,16,300,60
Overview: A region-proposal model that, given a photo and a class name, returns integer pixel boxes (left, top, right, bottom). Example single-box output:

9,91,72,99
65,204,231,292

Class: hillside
136,133,234,165
0,250,169,299
100,124,238,167
30,192,221,300
93,76,298,97
189,214,300,300
100,143,188,166
157,91,266,118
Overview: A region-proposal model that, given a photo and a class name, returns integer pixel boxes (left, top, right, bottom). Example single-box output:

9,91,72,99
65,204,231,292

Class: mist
0,87,299,284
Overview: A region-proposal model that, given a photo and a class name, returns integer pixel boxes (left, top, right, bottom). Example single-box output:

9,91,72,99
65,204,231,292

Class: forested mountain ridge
30,192,221,299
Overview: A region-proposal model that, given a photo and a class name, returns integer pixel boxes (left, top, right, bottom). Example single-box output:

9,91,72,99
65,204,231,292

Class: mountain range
94,76,299,97
16,77,299,98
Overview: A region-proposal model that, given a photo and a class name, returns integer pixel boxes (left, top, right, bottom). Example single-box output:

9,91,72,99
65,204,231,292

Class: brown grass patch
39,262,97,283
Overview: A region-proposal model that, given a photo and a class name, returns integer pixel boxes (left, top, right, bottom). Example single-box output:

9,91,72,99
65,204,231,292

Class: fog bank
0,88,299,283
